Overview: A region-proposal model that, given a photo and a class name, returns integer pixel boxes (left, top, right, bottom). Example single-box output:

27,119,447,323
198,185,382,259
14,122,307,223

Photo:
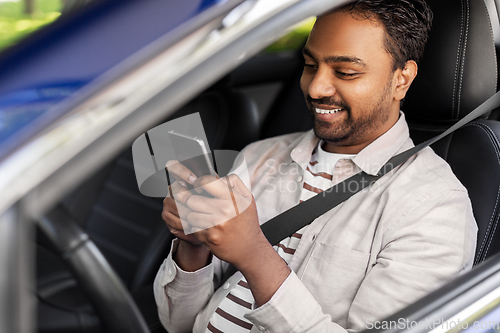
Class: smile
315,108,343,114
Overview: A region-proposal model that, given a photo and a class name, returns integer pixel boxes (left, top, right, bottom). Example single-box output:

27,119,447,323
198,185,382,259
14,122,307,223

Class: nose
307,69,336,100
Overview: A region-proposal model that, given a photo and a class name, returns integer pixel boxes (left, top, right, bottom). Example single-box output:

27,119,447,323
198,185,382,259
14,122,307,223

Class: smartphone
167,130,217,180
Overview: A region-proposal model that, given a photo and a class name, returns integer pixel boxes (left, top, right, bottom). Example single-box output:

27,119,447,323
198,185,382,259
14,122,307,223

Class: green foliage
0,0,62,51
264,17,315,53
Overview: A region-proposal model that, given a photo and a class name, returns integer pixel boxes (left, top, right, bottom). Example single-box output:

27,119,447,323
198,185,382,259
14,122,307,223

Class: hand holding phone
161,161,206,251
165,130,250,237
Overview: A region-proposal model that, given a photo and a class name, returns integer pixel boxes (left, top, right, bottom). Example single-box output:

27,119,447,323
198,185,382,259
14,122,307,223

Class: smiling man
301,2,417,155
154,1,477,332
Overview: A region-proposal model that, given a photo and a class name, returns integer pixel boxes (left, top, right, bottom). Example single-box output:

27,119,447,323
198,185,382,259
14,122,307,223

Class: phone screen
167,130,217,178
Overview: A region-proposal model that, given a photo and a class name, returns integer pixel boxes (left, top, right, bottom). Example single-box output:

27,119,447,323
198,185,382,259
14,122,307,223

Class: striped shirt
206,142,355,333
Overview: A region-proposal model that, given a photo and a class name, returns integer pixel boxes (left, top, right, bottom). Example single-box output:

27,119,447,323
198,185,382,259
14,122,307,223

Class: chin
313,123,350,144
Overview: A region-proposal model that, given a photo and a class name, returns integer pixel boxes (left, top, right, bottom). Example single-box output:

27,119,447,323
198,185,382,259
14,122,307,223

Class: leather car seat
36,88,260,332
259,0,500,264
403,0,500,264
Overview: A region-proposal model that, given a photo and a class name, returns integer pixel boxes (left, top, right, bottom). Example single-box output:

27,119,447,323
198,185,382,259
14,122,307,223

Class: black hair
339,0,433,70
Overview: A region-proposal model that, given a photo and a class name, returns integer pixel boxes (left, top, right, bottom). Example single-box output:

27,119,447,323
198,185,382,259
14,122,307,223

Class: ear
394,60,418,101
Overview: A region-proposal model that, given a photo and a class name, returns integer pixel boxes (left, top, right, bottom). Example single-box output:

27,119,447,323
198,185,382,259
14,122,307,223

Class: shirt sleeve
153,145,254,332
153,239,215,333
244,190,477,333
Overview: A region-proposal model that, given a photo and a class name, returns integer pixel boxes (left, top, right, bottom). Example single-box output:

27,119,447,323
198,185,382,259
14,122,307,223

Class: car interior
34,0,500,332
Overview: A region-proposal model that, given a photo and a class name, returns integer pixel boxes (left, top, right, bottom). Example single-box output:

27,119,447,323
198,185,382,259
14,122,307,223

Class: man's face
300,11,403,154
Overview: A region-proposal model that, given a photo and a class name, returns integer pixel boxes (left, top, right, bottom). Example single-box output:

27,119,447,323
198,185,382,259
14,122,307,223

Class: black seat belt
221,90,500,284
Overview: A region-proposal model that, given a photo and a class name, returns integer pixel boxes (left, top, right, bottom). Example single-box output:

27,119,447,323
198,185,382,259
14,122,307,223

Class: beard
307,79,393,147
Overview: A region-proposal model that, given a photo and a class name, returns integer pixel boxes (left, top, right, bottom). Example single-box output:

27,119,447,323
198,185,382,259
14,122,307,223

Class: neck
322,139,375,154
322,110,401,154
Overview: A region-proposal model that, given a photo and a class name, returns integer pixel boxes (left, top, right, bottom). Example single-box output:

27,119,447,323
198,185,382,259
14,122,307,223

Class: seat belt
220,90,500,284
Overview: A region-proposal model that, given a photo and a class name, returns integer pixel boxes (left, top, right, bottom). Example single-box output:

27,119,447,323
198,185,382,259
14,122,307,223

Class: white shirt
154,113,477,333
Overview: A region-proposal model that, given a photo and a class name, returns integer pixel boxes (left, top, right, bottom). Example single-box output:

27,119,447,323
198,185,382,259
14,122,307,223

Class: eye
304,63,318,71
336,71,359,79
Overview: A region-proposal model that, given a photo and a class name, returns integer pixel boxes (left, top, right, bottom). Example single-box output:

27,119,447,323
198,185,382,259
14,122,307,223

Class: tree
62,0,91,14
24,0,35,14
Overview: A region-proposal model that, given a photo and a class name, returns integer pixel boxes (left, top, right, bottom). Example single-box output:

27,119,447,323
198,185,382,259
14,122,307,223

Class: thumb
223,174,254,215
224,174,252,199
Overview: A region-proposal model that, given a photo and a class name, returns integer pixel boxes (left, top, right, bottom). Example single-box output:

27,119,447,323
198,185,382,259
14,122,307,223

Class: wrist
173,239,212,272
238,241,289,278
237,242,291,307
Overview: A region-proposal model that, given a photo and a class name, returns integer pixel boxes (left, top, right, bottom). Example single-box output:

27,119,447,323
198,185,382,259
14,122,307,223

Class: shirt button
168,269,173,276
258,325,266,331
223,282,230,290
297,175,303,182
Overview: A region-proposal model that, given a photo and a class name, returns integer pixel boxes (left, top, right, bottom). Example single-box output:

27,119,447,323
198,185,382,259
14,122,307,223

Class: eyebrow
302,47,367,67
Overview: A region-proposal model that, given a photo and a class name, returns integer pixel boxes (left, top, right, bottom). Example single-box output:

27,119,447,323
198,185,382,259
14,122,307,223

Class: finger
163,210,188,237
190,227,222,248
163,212,203,246
162,197,179,217
163,194,194,232
170,181,195,205
176,200,192,222
184,194,220,212
225,174,254,214
162,200,185,231
188,175,252,218
193,175,236,200
166,187,207,235
195,174,253,217
164,185,173,199
186,212,229,232
190,227,208,244
191,227,204,234
225,174,252,198
162,208,179,228
184,195,239,221
166,160,198,185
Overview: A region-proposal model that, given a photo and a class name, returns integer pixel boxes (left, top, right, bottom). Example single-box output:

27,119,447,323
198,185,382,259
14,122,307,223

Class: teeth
315,108,342,114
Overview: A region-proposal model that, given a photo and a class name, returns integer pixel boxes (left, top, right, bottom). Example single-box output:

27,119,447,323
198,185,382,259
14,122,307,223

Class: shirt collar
290,130,320,170
290,112,413,176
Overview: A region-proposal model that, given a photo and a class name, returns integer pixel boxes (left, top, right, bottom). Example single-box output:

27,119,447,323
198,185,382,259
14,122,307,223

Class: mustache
306,95,350,110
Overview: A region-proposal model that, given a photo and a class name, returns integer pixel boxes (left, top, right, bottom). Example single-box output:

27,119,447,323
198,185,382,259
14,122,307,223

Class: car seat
259,0,500,264
403,0,500,264
36,87,260,332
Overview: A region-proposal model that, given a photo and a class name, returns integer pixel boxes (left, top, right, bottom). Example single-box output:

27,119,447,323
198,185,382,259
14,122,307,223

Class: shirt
154,113,478,333
206,143,356,333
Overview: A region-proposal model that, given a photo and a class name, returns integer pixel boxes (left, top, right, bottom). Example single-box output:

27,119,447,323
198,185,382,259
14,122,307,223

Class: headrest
403,0,497,123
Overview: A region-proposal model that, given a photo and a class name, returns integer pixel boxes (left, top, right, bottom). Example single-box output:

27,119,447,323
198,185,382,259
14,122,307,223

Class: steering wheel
38,205,149,333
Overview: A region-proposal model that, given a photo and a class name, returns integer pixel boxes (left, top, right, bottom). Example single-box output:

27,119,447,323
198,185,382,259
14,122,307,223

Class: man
154,1,477,332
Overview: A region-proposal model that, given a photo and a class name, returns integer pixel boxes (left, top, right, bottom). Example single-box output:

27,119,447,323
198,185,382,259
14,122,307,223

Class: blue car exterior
0,0,235,159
